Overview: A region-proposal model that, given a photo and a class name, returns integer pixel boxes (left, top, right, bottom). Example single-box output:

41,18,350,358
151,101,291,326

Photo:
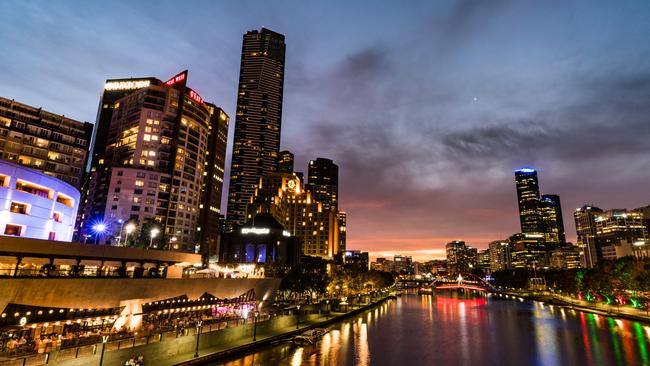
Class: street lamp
124,223,136,247
296,305,301,330
149,228,160,249
116,219,124,246
326,300,330,320
92,223,107,244
253,310,259,341
99,335,109,366
194,320,202,358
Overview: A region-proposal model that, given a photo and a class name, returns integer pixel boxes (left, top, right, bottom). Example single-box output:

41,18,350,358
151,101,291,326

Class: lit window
135,180,144,187
10,202,28,214
48,232,56,241
4,224,22,236
53,212,62,223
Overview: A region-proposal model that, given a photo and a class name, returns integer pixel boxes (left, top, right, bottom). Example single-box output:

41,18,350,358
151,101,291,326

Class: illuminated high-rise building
246,174,339,259
307,157,338,211
0,97,93,188
514,168,542,234
78,71,228,252
540,194,565,245
445,240,478,274
574,205,603,268
227,28,286,227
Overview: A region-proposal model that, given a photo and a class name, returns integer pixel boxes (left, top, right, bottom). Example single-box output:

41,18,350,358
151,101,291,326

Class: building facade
445,240,478,274
227,28,286,227
0,97,93,188
78,71,228,252
488,240,511,272
0,160,79,242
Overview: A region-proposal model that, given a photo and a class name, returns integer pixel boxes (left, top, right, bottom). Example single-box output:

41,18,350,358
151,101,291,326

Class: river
210,293,650,366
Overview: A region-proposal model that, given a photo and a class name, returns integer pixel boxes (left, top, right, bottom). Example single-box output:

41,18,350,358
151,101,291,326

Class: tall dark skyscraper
307,157,339,211
514,168,542,233
227,28,286,227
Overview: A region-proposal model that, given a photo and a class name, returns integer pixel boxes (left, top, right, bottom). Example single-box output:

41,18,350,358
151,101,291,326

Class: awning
53,258,78,266
21,257,50,266
80,260,102,266
0,256,17,265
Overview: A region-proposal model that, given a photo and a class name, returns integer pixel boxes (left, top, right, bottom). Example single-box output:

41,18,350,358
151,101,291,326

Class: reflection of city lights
291,347,303,366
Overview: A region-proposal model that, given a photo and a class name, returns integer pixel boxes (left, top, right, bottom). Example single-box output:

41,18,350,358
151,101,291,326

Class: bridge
433,273,495,294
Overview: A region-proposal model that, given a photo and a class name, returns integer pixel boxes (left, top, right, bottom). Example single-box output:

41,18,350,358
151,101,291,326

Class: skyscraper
514,168,542,233
227,28,286,227
78,71,229,252
540,194,565,244
574,205,603,268
277,150,294,174
307,157,339,211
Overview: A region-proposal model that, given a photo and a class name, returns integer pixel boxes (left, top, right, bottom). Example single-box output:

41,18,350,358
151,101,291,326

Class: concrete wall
0,277,281,317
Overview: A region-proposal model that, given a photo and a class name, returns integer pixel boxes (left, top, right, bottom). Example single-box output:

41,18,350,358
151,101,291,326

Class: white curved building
0,160,79,241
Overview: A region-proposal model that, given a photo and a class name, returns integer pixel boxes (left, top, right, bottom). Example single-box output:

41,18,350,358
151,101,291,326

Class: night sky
2,1,650,260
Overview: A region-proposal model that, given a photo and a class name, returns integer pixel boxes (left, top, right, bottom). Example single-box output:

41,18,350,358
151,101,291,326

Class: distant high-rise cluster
575,205,649,268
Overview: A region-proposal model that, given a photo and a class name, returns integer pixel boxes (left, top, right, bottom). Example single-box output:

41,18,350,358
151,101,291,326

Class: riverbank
499,290,650,324
173,295,391,365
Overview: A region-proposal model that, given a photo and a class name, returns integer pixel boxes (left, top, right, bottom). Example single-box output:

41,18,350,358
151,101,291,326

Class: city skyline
2,1,650,260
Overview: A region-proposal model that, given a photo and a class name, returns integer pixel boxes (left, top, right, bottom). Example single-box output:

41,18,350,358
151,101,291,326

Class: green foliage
492,257,650,296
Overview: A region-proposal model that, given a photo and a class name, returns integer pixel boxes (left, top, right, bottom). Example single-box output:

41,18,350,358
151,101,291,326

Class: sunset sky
2,1,650,261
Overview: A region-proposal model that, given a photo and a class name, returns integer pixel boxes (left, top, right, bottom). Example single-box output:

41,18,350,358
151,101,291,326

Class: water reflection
210,293,650,366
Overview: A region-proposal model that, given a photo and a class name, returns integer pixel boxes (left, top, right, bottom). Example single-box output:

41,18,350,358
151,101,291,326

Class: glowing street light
92,223,107,244
149,227,160,248
124,223,136,247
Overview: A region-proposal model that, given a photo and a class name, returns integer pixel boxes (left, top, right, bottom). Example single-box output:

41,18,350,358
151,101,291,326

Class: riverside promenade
500,291,650,324
0,295,390,366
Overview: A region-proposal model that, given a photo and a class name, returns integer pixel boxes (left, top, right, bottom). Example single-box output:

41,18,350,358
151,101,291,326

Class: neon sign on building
104,80,151,91
187,89,204,105
164,70,187,86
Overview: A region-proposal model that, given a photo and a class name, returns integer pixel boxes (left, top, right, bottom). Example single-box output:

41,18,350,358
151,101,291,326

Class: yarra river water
211,293,650,366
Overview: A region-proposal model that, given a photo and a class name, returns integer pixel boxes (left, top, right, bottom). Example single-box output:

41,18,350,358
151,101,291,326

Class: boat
291,328,329,345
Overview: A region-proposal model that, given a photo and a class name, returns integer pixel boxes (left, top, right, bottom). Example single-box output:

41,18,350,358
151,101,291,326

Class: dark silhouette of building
227,28,286,227
219,213,300,266
278,150,294,174
307,157,338,211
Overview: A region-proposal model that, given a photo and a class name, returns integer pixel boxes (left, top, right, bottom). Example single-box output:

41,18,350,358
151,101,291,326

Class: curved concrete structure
0,160,80,241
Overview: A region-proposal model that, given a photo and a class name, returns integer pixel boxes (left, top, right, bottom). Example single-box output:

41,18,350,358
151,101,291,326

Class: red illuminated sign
164,70,187,86
187,89,204,105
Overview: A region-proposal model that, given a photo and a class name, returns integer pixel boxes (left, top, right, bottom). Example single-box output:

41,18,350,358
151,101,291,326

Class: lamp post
92,223,107,245
194,320,202,358
253,310,259,341
149,228,160,249
326,300,330,320
296,305,301,330
116,219,124,246
124,223,136,247
98,335,109,366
